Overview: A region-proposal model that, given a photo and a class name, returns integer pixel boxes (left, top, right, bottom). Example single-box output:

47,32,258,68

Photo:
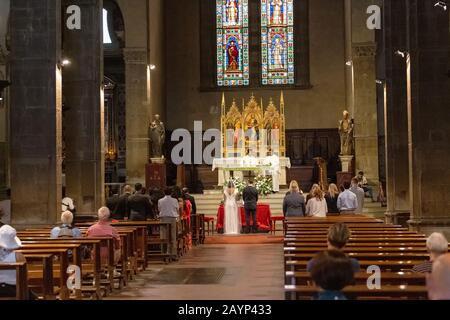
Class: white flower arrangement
225,175,273,196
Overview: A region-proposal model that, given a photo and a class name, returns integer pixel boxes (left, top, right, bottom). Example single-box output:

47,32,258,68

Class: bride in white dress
223,181,241,235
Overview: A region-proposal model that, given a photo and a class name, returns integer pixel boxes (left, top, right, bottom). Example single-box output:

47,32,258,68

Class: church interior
0,0,449,302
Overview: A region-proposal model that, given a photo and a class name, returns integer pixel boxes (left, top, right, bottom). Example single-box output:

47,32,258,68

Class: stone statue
149,114,165,158
338,110,354,156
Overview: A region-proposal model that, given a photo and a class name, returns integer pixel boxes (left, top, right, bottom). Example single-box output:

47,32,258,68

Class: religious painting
217,0,249,86
269,0,286,25
224,0,239,27
226,37,240,72
269,34,285,70
261,0,294,85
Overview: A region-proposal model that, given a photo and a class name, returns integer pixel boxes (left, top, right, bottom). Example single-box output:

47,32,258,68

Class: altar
212,93,291,191
212,156,291,190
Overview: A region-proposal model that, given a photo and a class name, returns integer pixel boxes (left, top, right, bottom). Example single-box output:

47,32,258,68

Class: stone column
124,48,150,184
0,48,8,192
353,43,379,186
344,0,354,114
9,0,62,226
63,0,104,214
382,0,410,224
406,0,450,237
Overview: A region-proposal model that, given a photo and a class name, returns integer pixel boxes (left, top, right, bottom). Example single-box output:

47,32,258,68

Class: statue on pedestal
149,114,165,159
338,110,354,156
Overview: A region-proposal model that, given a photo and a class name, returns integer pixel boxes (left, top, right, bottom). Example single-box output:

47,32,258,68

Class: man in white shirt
337,181,358,214
350,178,365,213
355,171,374,200
158,187,179,260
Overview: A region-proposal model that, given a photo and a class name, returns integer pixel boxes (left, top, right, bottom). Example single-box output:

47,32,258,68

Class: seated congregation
0,185,204,300
284,217,450,300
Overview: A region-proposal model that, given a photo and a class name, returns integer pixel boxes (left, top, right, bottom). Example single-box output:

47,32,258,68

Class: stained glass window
261,0,294,85
216,0,249,86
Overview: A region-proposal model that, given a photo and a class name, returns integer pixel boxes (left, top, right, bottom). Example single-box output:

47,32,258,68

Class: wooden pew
284,252,429,261
21,239,103,299
287,222,405,230
0,262,29,300
22,253,54,300
284,246,430,253
284,230,416,235
18,248,70,300
283,237,426,244
285,271,426,286
284,284,428,300
285,259,424,272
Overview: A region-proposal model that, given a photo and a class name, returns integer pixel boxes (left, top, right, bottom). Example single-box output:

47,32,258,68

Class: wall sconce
345,61,353,67
395,50,407,58
434,1,447,11
58,58,71,69
375,79,385,85
149,64,156,70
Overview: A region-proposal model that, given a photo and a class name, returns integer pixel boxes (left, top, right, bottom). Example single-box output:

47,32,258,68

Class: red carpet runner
204,234,283,245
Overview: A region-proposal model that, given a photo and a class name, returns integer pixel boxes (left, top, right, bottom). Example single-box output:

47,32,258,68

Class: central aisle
107,244,284,300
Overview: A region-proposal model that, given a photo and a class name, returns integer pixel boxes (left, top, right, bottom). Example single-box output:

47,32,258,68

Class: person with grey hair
87,207,121,264
413,232,449,273
50,211,81,238
427,253,450,300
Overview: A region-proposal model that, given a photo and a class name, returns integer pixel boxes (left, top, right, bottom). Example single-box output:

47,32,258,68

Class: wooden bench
284,284,428,300
0,262,29,300
284,246,430,253
285,230,417,235
285,271,426,286
285,259,424,272
284,252,429,261
21,239,103,299
18,248,71,299
22,253,54,300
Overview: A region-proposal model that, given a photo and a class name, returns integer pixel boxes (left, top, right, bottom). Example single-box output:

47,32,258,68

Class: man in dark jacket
128,183,153,220
242,180,259,233
112,185,133,220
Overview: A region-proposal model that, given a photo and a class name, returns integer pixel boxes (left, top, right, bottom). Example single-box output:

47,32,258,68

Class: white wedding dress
223,188,241,235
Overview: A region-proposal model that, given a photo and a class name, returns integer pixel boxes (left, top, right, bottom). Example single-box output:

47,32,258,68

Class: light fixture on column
149,64,156,70
58,58,71,69
375,79,385,85
434,1,447,11
345,60,353,67
394,50,407,58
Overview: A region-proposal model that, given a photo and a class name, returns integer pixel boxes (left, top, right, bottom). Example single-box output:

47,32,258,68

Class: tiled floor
107,244,285,300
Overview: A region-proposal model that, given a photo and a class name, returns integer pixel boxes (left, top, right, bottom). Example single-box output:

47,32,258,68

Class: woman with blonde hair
306,186,328,217
283,180,306,217
325,183,340,214
306,184,319,204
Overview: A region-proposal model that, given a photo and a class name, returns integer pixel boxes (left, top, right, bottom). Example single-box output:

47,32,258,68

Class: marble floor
107,244,285,300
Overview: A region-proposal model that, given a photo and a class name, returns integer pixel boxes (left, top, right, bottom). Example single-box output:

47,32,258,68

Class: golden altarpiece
212,93,291,191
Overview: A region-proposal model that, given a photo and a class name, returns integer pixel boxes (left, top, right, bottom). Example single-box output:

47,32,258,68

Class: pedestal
146,162,166,190
339,155,354,173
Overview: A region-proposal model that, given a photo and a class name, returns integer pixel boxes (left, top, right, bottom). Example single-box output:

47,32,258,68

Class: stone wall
165,0,347,131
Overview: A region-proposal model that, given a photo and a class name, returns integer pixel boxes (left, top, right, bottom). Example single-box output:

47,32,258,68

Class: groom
243,180,259,234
